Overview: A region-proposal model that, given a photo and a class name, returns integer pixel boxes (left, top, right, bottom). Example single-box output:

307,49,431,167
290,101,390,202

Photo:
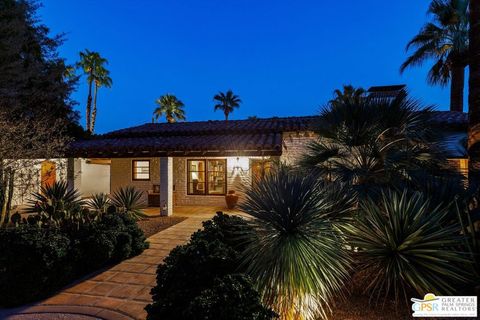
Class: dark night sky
40,0,459,133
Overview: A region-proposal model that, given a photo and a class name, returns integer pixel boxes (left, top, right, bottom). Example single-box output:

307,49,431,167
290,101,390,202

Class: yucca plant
110,186,146,220
239,165,353,320
86,193,111,215
350,189,472,305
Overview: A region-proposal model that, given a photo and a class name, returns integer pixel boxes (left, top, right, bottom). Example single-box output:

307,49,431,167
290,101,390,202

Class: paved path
2,217,206,320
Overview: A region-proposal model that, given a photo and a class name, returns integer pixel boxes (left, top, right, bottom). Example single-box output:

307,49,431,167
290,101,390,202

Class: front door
41,161,56,189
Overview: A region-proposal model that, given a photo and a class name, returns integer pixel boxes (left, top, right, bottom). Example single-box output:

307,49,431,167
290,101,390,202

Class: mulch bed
137,216,187,238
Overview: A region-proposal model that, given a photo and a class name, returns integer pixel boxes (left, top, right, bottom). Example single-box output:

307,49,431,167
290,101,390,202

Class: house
51,111,468,216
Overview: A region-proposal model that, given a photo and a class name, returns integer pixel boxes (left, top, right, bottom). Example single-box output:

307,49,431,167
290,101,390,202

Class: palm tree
300,93,449,198
76,50,111,133
153,94,186,123
469,0,480,182
329,84,366,107
213,90,241,121
400,0,469,112
91,67,112,133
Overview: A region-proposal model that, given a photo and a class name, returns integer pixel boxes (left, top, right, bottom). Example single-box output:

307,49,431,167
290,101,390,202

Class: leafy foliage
239,165,353,320
0,225,71,306
329,84,366,107
300,93,450,198
0,213,147,307
213,90,241,121
86,192,111,214
146,213,276,320
111,186,147,220
400,0,469,85
349,190,472,304
153,94,186,123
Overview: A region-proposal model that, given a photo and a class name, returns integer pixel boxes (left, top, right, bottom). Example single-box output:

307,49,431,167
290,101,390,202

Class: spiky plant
27,180,82,216
239,165,353,320
86,193,111,214
110,186,146,220
300,93,447,198
350,190,471,304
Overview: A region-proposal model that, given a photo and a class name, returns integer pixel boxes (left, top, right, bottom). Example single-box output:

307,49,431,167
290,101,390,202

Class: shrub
0,213,148,307
111,186,147,220
146,213,275,320
350,190,472,304
86,192,111,214
239,165,353,320
0,225,71,307
186,274,277,320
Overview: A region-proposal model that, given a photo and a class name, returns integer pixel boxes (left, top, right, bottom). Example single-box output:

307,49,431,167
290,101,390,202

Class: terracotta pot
225,190,239,209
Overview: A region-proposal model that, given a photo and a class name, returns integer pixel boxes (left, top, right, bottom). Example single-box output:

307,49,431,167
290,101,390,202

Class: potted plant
225,190,239,209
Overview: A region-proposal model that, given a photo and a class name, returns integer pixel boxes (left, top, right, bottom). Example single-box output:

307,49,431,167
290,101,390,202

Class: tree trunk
225,112,229,122
450,64,465,112
86,78,93,133
468,0,480,183
91,83,98,133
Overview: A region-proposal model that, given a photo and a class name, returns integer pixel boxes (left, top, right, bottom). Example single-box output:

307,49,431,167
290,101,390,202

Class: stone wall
110,157,160,204
280,131,317,166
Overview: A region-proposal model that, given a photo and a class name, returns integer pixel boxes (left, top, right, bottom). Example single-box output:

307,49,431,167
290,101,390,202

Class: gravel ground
137,216,187,238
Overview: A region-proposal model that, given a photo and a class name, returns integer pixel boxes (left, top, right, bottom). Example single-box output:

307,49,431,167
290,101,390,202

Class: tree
329,84,366,107
0,0,80,220
213,90,241,121
400,0,469,112
0,0,79,128
76,50,111,133
468,0,480,182
300,93,450,198
91,66,112,133
153,94,186,123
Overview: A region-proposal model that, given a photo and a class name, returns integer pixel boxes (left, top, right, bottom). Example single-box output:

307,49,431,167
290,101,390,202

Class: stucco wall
280,131,316,166
110,157,160,204
77,159,110,197
11,158,68,207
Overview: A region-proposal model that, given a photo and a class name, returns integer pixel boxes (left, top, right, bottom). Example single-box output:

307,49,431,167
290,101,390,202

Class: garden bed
137,216,187,238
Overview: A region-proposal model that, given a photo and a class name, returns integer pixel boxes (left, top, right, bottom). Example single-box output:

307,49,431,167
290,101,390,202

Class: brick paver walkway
2,217,206,320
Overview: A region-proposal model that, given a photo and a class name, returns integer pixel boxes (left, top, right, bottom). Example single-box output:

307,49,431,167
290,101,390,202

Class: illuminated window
251,159,272,184
132,160,150,180
187,159,226,195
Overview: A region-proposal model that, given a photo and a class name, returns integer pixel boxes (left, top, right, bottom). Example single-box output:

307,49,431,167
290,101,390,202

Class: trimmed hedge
0,213,148,307
146,212,276,320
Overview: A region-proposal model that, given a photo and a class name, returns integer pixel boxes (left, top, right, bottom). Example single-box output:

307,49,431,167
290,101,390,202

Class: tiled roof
69,112,468,158
71,116,317,158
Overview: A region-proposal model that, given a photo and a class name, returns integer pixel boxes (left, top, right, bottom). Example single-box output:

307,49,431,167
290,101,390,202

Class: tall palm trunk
468,0,480,182
86,78,93,133
450,63,465,112
91,83,98,133
225,111,229,122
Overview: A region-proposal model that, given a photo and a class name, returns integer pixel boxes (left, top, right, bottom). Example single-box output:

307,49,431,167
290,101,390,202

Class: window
187,159,226,195
132,160,150,180
251,159,272,184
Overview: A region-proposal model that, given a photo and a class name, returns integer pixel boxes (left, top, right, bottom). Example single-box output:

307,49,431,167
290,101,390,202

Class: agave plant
110,186,146,220
350,189,472,304
86,193,111,214
25,181,95,228
239,165,353,320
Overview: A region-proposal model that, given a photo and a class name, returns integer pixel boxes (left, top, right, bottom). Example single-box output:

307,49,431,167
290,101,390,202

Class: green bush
0,225,71,306
146,212,275,320
0,213,148,307
186,274,277,320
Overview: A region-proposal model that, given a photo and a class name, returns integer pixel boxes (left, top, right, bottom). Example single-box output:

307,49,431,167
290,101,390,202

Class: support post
160,157,173,216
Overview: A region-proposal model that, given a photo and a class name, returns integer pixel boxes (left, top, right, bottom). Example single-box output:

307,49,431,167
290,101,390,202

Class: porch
142,205,247,219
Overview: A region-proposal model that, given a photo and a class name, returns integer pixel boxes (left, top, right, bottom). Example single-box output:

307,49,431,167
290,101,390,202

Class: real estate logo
411,293,477,317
